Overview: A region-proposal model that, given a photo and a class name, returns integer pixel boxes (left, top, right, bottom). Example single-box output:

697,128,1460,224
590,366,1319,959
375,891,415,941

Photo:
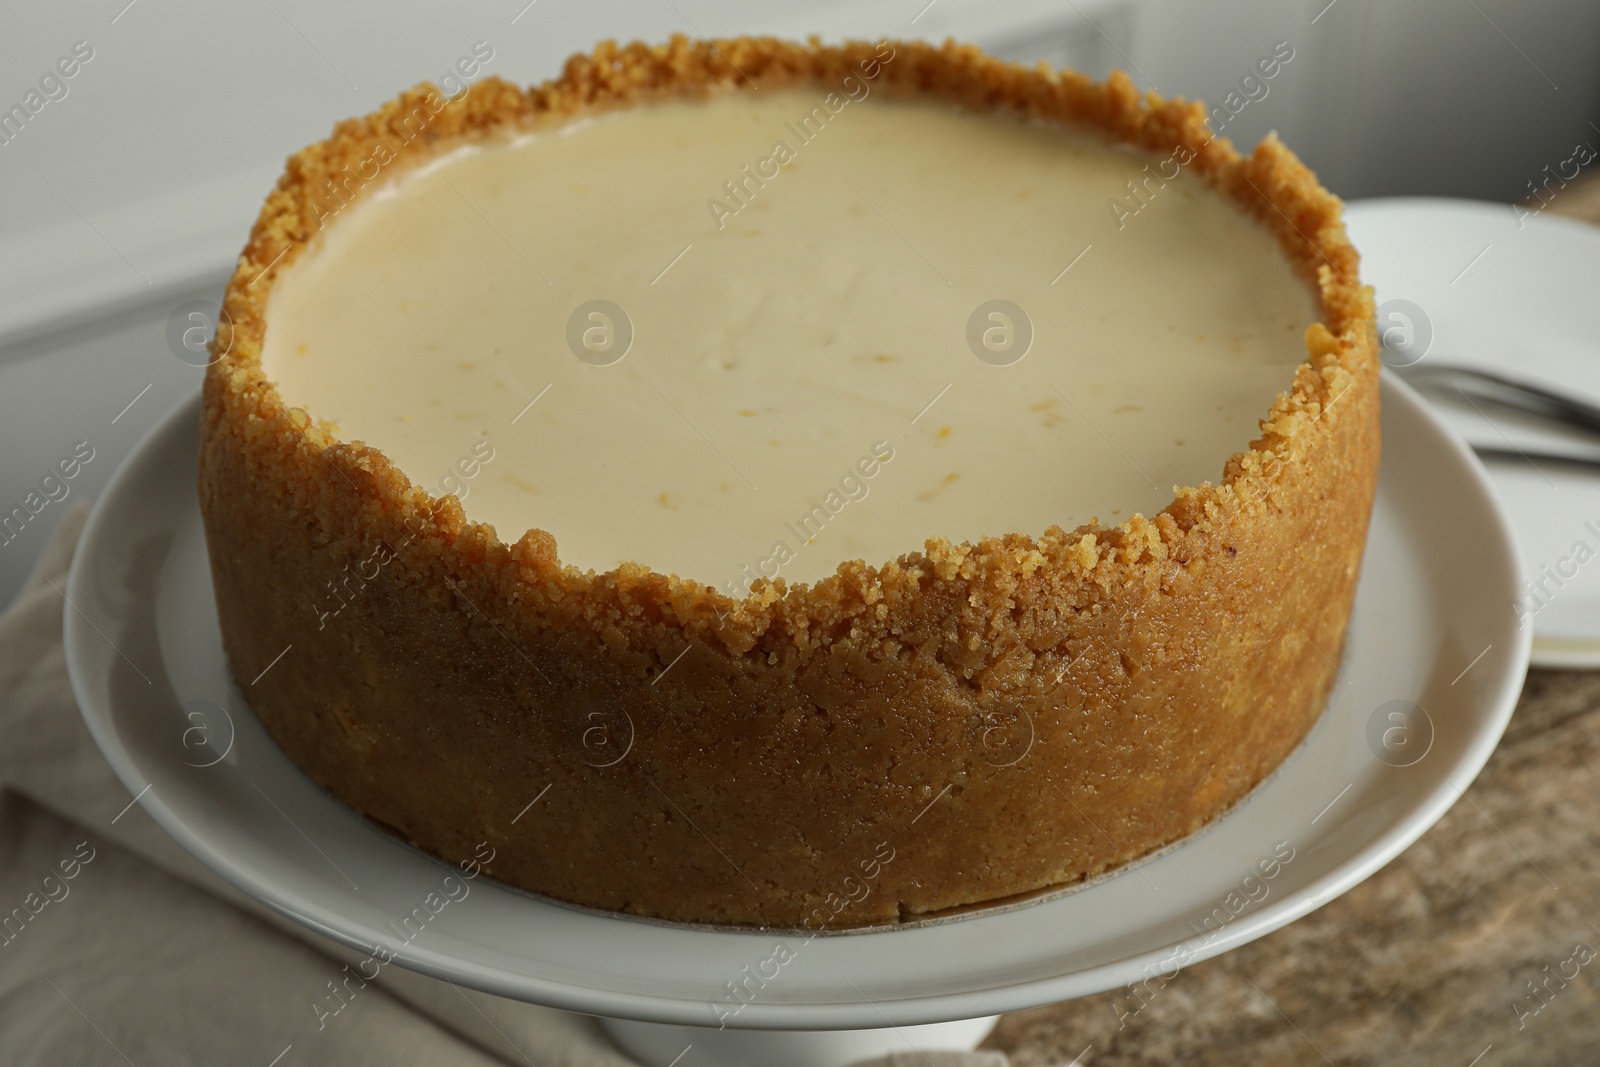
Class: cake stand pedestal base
599,1014,1000,1067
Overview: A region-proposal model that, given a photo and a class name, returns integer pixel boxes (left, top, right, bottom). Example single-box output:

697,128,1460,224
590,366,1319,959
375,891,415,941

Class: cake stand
65,376,1528,1067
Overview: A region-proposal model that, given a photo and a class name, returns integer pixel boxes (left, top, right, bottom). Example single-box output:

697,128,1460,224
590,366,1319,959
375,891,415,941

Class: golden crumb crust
200,37,1379,928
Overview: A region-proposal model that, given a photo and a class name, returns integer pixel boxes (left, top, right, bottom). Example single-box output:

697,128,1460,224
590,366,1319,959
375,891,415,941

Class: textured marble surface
986,669,1600,1065
985,190,1600,1066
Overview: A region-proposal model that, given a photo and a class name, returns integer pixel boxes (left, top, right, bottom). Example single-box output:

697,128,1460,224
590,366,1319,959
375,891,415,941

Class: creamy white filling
262,89,1317,591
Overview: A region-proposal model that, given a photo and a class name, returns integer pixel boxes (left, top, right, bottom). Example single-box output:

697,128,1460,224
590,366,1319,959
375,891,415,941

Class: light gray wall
1126,0,1600,201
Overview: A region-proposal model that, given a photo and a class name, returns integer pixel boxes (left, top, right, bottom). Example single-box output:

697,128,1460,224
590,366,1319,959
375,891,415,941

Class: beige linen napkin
0,506,1006,1067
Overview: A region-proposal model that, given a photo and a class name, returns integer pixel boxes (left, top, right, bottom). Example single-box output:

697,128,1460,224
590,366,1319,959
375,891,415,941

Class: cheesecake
200,37,1379,927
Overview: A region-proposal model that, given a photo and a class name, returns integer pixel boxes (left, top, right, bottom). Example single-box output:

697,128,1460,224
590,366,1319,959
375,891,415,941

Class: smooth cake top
260,85,1317,591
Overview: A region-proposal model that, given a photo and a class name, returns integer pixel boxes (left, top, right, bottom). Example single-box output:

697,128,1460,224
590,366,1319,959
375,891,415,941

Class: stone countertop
987,189,1600,1067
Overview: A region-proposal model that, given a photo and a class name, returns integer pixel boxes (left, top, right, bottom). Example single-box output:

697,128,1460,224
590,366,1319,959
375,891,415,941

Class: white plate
65,379,1527,1030
1346,197,1600,668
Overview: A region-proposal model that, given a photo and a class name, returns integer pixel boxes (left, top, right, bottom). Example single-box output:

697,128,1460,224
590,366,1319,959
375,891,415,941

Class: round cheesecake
201,37,1379,928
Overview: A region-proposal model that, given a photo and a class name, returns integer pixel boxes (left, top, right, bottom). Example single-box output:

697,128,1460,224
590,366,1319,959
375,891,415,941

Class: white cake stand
65,378,1528,1067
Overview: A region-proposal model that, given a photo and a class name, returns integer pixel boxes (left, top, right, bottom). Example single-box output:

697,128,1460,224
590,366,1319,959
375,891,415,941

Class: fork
1395,361,1600,470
